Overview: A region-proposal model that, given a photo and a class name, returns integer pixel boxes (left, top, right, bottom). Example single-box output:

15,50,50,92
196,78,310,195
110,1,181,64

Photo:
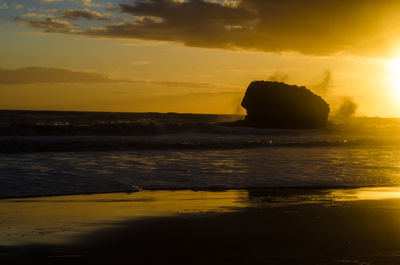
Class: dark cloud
0,67,239,90
85,0,255,49
80,0,400,57
61,8,109,20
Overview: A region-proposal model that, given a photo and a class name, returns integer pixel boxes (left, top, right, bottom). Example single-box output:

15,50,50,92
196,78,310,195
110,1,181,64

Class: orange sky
1,0,400,116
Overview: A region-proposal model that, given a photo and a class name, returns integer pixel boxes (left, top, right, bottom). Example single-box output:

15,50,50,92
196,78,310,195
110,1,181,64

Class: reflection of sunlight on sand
247,187,400,207
0,190,247,246
332,187,400,201
3,187,400,246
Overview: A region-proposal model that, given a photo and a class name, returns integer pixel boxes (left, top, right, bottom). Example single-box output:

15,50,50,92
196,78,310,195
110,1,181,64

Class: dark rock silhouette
241,81,330,129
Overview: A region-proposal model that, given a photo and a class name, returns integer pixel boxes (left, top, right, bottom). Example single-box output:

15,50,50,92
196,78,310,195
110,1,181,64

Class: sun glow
387,58,400,99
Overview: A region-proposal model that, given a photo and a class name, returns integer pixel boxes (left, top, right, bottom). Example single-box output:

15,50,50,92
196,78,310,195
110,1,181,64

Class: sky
1,0,400,116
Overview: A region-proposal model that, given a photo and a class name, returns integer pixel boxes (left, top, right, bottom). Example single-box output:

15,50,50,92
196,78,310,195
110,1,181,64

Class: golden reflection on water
0,190,248,245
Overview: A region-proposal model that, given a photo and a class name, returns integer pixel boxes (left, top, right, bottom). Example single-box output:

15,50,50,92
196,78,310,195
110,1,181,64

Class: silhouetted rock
241,81,330,129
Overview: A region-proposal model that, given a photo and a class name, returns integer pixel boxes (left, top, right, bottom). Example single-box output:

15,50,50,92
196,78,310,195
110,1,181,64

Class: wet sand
2,188,400,264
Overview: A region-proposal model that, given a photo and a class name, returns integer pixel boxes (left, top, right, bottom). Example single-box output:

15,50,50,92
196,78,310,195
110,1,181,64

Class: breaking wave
1,134,400,153
2,110,400,153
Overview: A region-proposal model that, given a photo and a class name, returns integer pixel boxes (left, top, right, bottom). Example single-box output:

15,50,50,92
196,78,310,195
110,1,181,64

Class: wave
1,135,399,153
4,119,400,137
3,110,400,137
2,111,400,153
2,145,400,199
1,119,208,136
0,110,245,136
0,119,337,138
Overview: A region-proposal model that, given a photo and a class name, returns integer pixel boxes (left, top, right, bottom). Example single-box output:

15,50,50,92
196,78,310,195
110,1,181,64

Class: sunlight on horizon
386,57,400,100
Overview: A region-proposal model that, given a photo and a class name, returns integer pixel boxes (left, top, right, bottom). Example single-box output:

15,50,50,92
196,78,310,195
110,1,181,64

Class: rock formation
241,81,330,129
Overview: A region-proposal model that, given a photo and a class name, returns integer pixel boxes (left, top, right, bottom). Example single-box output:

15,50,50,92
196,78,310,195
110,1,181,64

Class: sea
1,110,400,199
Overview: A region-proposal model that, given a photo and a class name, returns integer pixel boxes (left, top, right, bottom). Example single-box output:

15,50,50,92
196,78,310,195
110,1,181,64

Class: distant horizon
2,108,400,120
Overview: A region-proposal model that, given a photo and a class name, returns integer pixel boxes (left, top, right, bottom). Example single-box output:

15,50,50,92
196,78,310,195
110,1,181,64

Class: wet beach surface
2,188,400,264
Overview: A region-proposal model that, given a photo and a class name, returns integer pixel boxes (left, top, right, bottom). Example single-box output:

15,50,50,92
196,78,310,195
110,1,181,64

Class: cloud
17,0,400,57
0,67,116,84
61,9,108,20
17,13,55,19
15,17,76,33
66,0,101,7
0,67,239,90
0,1,8,9
80,0,400,57
106,3,120,11
82,0,101,8
41,0,63,3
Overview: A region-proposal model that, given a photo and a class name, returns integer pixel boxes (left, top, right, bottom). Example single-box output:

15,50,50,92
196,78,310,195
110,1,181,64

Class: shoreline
1,184,398,201
2,188,400,264
1,187,400,240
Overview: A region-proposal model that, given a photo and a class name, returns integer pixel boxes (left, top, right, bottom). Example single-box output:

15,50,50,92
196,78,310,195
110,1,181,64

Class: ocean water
2,110,400,198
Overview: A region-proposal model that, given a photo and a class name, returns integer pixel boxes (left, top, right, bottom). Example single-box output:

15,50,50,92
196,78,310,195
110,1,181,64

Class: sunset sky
2,0,400,116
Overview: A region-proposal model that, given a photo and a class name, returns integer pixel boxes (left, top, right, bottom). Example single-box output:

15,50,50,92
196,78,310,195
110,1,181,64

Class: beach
2,188,400,264
2,112,400,264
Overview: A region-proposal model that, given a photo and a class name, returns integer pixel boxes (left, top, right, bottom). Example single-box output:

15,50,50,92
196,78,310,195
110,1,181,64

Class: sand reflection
0,190,247,245
331,186,400,201
3,187,400,246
